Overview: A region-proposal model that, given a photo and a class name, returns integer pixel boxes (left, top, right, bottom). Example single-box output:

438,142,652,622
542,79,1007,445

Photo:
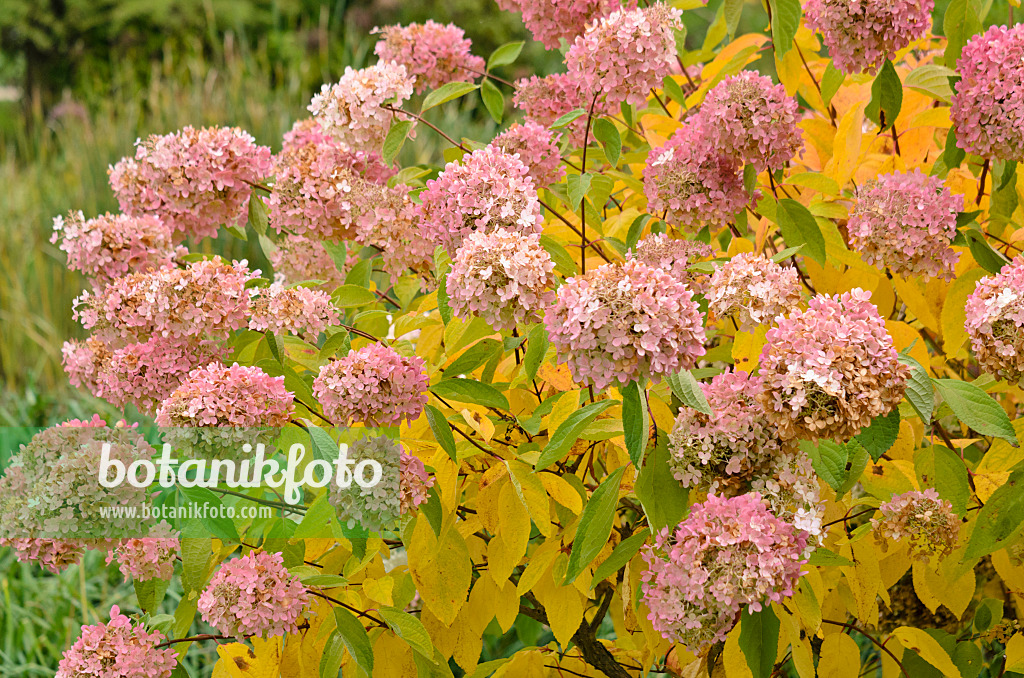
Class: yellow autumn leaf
818,633,861,678
372,631,418,677
540,471,584,514
722,626,752,678
891,626,964,678
912,561,975,619
216,638,281,678
488,480,531,583
940,267,987,356
532,566,585,648
407,515,472,626
825,102,865,189
731,325,767,371
1005,633,1024,672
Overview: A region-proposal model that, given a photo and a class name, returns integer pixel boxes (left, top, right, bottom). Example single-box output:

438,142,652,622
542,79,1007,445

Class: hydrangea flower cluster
313,343,428,426
55,605,178,678
707,252,802,331
51,211,183,285
750,449,824,545
198,550,310,640
106,522,179,581
280,118,394,183
696,72,802,171
248,283,338,339
566,3,684,107
667,370,783,494
872,489,960,562
758,288,909,442
644,121,747,231
356,185,436,287
952,24,1024,161
490,121,566,189
108,126,273,240
372,21,484,92
964,257,1024,381
0,537,84,573
625,233,714,294
513,72,617,144
269,234,353,291
496,0,616,49
400,453,434,514
545,260,706,389
848,170,962,280
418,146,543,253
447,228,557,331
75,259,255,342
804,0,933,74
641,493,807,652
309,61,415,153
328,436,402,530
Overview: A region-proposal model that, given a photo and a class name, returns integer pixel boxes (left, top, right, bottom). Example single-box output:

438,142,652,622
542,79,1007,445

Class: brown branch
520,591,630,678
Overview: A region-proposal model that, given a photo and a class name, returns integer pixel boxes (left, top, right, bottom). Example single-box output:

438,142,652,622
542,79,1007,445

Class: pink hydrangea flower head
63,337,113,397
512,72,617,145
641,493,807,652
248,282,339,339
55,605,178,678
280,118,395,183
758,288,909,442
644,121,747,231
372,21,484,93
804,0,933,74
400,452,434,514
356,185,436,288
544,259,707,389
313,343,428,426
707,252,802,331
447,228,557,331
952,24,1024,161
155,363,294,429
848,170,962,280
418,146,542,254
667,370,783,493
625,233,714,294
106,522,179,581
697,72,802,171
566,3,684,108
282,117,333,152
490,121,566,188
0,538,84,573
496,0,618,49
328,435,403,530
269,234,354,291
309,62,416,153
872,489,960,562
51,211,184,285
964,257,1024,381
749,449,824,546
198,551,310,640
108,126,273,240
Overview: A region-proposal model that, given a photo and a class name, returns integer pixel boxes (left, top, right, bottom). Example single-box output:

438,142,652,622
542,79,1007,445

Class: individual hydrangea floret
496,0,617,49
644,121,747,231
872,489,960,562
248,283,339,339
400,453,434,514
544,259,707,389
641,493,807,653
447,228,557,331
848,170,962,280
490,121,566,188
804,0,932,74
952,24,1024,161
51,211,183,285
707,252,802,331
625,233,714,294
418,146,542,254
0,537,84,573
964,257,1024,381
758,288,909,442
108,126,273,240
696,72,802,171
106,522,179,581
313,343,428,426
309,61,415,153
513,72,617,145
269,233,354,291
566,3,684,108
55,605,178,678
356,185,436,288
328,435,403,530
372,21,485,92
198,551,310,640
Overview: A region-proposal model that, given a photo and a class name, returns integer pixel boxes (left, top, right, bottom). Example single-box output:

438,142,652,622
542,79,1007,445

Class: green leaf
378,608,435,660
590,528,651,589
437,271,452,325
179,486,238,540
806,548,855,567
665,370,712,416
635,438,690,532
331,284,377,308
943,0,983,67
855,409,901,461
480,78,504,124
431,378,510,411
523,324,549,382
421,82,480,112
973,598,1003,632
904,64,957,103
564,466,625,584
134,578,169,614
383,119,413,165
724,0,743,38
820,62,845,109
592,118,621,167
567,172,593,209
768,0,801,57
802,439,867,497
621,380,649,467
899,354,934,426
425,405,458,462
625,214,651,251
487,41,524,70
539,234,579,276
309,425,339,464
964,468,1024,559
943,128,966,172
536,400,617,470
916,445,970,516
294,493,336,538
965,229,1010,273
770,245,805,263
739,605,780,678
865,60,903,131
247,193,269,236
333,608,374,675
552,108,586,129
344,256,374,288
933,378,1018,444
320,627,348,678
445,339,501,375
224,224,248,241
776,198,826,265
662,75,686,108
